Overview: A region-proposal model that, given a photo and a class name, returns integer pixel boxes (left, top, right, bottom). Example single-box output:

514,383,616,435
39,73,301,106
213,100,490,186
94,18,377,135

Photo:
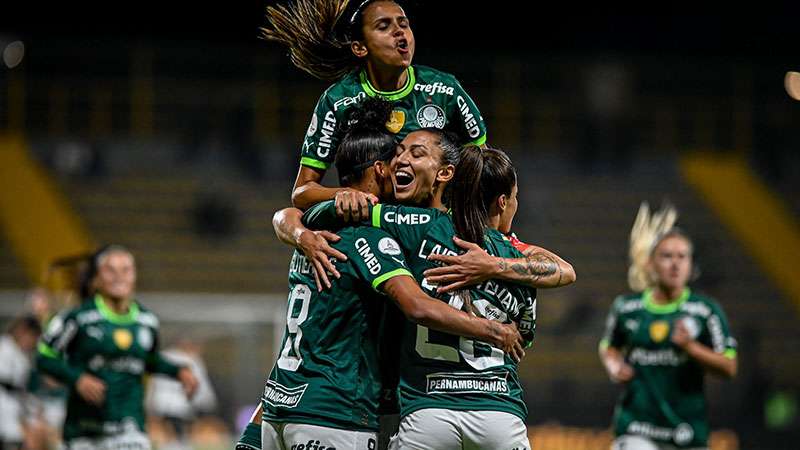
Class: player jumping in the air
262,0,487,220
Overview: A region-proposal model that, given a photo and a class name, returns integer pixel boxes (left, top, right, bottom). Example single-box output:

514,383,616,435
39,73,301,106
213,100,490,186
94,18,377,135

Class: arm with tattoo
511,244,575,287
424,237,576,292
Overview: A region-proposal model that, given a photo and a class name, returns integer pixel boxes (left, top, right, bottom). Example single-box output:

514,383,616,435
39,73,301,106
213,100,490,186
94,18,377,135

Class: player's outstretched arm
272,207,347,291
424,237,576,293
382,275,525,362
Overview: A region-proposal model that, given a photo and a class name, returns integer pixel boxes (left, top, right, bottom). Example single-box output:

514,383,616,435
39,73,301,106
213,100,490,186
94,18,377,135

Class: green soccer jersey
599,289,738,448
37,295,180,440
303,201,536,421
299,65,487,171
262,226,412,432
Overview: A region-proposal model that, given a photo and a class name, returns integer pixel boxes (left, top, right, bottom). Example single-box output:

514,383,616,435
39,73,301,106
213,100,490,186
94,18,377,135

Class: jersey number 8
277,284,311,371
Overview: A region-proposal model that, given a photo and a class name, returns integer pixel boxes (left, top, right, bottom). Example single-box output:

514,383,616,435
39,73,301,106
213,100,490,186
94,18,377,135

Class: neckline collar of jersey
360,67,415,100
642,288,690,314
95,294,139,325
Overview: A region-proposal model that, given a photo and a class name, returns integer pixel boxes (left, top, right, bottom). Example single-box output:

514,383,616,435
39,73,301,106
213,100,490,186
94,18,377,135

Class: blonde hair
261,0,358,80
627,202,678,292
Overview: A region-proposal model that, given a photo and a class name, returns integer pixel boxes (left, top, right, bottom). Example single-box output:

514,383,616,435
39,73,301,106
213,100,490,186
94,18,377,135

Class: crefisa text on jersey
414,82,454,96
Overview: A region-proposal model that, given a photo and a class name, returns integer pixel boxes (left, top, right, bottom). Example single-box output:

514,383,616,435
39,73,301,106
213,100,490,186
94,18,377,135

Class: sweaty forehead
401,130,439,149
363,1,406,20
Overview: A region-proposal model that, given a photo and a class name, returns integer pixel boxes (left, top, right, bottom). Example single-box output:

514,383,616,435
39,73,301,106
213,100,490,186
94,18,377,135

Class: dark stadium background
1,1,799,450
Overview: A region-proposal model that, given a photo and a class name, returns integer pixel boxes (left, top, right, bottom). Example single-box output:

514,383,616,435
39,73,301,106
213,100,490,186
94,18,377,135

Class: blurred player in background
146,338,218,450
0,315,42,450
36,245,198,450
262,0,487,219
598,204,738,450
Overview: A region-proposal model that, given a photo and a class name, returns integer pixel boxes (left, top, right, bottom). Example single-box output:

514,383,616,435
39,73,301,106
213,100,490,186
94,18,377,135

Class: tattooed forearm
510,253,560,284
498,259,508,273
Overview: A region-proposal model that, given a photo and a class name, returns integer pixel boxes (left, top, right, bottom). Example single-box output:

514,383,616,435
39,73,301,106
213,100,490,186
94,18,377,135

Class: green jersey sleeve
349,227,414,291
447,76,487,146
299,89,341,171
36,311,83,386
599,296,627,350
144,327,181,378
702,300,738,359
302,200,341,230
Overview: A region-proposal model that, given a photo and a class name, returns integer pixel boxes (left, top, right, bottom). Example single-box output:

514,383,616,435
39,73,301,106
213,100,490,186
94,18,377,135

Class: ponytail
628,203,683,292
261,0,404,80
451,146,516,248
261,0,356,80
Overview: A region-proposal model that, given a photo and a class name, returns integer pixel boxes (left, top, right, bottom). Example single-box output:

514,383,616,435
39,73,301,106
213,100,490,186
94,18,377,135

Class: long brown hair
450,146,516,247
261,0,402,80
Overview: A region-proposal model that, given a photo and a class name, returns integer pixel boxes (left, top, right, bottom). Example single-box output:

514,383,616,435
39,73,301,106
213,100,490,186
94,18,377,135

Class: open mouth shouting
393,167,415,195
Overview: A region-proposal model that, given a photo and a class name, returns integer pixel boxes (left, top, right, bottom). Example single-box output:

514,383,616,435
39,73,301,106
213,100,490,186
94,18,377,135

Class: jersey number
277,284,311,371
414,296,505,370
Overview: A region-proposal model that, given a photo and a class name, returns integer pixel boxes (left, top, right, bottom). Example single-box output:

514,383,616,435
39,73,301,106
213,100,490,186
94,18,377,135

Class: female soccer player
262,0,487,216
36,245,198,450
599,204,738,450
296,133,574,449
257,100,523,450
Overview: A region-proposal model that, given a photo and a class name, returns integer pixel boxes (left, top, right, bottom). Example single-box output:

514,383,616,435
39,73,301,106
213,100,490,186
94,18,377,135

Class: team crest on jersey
386,110,405,133
378,237,402,256
649,321,670,343
416,104,446,128
113,328,134,350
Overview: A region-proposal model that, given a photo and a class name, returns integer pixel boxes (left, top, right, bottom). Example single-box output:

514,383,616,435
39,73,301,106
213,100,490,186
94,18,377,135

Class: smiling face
390,130,452,206
94,251,137,302
650,235,692,293
353,1,415,70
